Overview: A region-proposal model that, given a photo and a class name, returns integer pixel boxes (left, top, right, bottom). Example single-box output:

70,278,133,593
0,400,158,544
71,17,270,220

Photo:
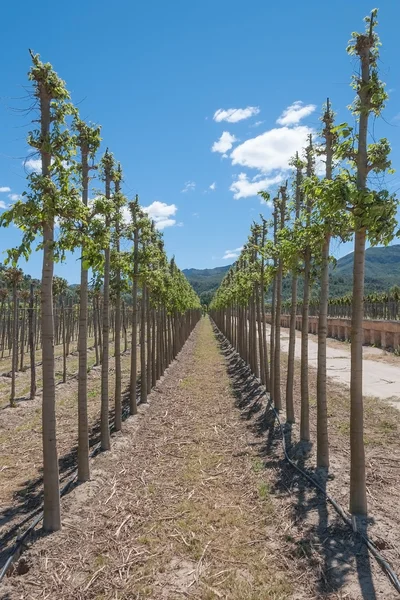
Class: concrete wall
269,315,400,351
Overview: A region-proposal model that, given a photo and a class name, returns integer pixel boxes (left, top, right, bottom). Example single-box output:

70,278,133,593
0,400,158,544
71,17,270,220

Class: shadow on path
213,325,378,600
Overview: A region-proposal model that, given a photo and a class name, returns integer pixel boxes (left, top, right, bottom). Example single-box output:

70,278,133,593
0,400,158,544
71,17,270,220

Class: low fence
269,315,400,351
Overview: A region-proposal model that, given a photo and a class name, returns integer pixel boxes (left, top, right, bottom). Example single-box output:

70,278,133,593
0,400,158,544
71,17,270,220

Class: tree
74,118,101,482
100,149,116,451
343,10,397,514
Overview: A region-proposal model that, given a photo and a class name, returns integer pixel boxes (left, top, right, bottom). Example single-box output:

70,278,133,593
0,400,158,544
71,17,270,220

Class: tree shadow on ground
213,325,378,600
0,380,142,570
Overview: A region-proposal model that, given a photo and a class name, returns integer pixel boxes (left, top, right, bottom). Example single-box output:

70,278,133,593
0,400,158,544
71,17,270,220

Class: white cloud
213,107,260,123
223,246,243,260
276,101,316,126
209,182,216,191
8,193,22,202
176,222,184,227
0,186,11,193
251,121,264,128
230,172,283,200
230,125,312,173
212,131,237,154
143,201,178,230
0,200,7,210
181,181,196,193
24,158,42,172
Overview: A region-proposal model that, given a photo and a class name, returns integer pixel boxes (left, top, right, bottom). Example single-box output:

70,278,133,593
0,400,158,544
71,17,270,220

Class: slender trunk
114,180,122,433
350,38,372,516
61,297,67,383
317,234,330,466
77,144,90,482
300,248,311,442
286,274,297,423
19,304,25,371
100,163,112,451
10,286,18,406
29,284,36,399
130,226,139,414
140,286,147,403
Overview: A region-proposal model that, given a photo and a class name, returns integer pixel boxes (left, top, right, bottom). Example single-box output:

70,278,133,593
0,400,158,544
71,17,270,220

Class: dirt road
278,327,400,408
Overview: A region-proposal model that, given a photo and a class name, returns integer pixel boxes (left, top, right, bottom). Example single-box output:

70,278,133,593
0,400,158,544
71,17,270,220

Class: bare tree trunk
140,287,147,403
286,159,302,424
274,186,287,410
350,38,371,515
29,283,36,399
130,226,139,415
100,160,112,451
61,297,67,383
10,285,18,406
77,140,90,482
19,303,26,372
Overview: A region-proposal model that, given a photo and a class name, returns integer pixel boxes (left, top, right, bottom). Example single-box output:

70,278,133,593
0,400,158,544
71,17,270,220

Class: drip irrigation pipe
213,323,400,596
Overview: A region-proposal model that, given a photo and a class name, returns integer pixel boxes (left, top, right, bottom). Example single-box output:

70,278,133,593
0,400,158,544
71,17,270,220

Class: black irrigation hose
0,440,100,582
212,322,400,596
0,324,199,583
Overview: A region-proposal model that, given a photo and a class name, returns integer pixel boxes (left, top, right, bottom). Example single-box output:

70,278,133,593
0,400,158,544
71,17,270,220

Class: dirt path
276,326,400,408
1,319,397,599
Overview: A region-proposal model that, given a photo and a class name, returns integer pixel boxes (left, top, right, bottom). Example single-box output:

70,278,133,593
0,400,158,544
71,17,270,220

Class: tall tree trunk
29,283,36,399
130,220,139,415
140,286,147,403
19,303,25,372
100,161,112,451
61,296,67,383
77,140,90,482
114,175,122,432
350,34,373,516
274,186,287,410
10,285,18,406
317,101,334,469
286,157,302,424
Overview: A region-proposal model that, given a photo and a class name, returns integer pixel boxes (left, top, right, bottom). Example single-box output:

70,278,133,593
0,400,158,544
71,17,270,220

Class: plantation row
0,279,169,402
0,52,201,533
211,10,398,517
278,286,400,321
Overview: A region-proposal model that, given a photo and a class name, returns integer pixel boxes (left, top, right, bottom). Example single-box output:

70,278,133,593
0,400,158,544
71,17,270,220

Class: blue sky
1,0,399,283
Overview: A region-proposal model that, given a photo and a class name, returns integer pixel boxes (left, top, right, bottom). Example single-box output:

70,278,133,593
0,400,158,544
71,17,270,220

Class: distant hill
182,265,231,304
184,245,400,305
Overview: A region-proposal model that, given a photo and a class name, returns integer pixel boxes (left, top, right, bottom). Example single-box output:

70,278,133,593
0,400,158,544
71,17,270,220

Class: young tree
100,149,116,451
74,118,101,481
343,10,397,514
0,52,80,531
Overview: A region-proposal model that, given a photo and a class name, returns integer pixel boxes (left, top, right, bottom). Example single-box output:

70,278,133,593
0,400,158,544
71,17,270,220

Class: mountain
183,245,400,305
182,265,231,304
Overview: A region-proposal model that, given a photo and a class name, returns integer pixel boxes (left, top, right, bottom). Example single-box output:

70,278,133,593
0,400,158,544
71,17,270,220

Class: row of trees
210,11,398,516
279,285,400,321
0,53,200,531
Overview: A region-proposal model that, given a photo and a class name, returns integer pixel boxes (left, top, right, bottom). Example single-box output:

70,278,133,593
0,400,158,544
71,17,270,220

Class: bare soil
0,338,135,567
1,319,399,599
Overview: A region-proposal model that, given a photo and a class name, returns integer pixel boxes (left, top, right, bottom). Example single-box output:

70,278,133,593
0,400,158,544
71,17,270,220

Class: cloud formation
143,201,178,230
181,181,196,193
230,125,312,173
209,182,216,191
0,200,7,210
212,131,237,154
276,101,316,126
0,187,11,193
230,172,284,200
213,107,260,123
24,158,42,172
8,193,22,202
223,246,243,260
